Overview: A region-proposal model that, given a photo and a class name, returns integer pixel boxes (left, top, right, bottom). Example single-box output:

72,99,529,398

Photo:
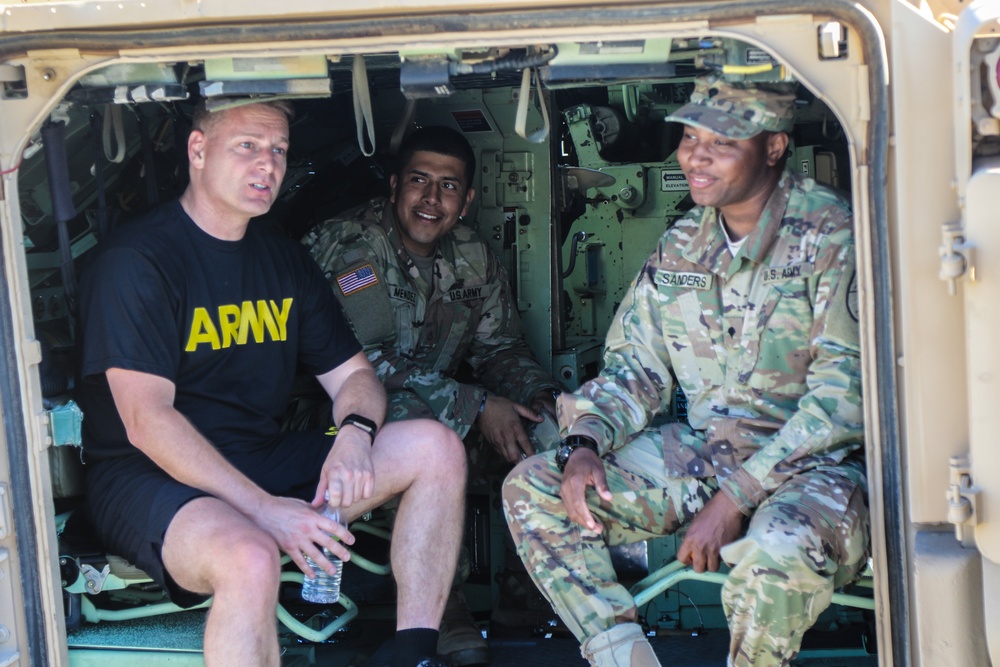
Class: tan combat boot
581,623,663,667
436,587,490,666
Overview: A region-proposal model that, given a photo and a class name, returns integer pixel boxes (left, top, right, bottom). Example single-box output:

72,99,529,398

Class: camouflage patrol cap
665,76,796,139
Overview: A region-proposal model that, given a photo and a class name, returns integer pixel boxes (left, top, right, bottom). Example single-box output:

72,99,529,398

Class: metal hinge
940,222,976,296
79,563,111,594
947,455,981,547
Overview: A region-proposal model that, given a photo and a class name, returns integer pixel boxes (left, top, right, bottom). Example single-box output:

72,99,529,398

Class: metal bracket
596,165,646,210
79,563,111,594
947,455,981,547
939,222,976,296
818,22,848,60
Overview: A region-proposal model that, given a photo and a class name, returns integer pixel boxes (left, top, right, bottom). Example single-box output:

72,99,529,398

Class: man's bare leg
163,497,282,667
156,419,464,666
345,419,466,630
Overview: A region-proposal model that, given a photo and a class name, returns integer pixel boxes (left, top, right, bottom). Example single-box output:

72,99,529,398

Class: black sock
392,627,439,667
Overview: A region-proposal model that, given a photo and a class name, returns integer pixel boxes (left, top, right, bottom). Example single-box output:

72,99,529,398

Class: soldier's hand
479,395,543,463
254,495,355,579
559,448,613,533
530,390,558,419
677,492,744,573
316,432,375,509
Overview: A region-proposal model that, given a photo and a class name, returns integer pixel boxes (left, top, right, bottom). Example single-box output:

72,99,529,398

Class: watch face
343,415,375,433
556,444,575,470
348,421,373,434
342,416,377,442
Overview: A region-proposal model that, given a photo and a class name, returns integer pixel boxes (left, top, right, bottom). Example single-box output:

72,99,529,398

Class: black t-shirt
78,200,361,460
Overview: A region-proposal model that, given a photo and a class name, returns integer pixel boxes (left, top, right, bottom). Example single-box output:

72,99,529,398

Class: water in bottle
301,504,346,604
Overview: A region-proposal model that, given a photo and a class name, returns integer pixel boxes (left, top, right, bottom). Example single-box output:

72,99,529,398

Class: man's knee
217,531,282,588
722,531,835,665
166,528,282,602
502,455,560,526
502,460,530,527
404,419,467,477
723,530,832,602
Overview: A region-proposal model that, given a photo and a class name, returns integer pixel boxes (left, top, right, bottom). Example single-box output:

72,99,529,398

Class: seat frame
630,558,875,611
61,517,392,644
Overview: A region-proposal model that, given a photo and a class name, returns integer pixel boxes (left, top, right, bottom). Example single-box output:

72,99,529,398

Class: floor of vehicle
67,607,877,667
64,504,877,666
66,570,878,667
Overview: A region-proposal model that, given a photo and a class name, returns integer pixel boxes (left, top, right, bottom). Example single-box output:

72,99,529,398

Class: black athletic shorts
84,428,336,608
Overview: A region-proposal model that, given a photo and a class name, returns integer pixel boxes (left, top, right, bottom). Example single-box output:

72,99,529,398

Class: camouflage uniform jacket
305,197,560,438
560,171,865,514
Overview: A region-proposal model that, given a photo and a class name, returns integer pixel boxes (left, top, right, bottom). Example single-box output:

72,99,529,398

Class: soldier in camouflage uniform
503,76,869,667
304,126,562,666
304,126,562,463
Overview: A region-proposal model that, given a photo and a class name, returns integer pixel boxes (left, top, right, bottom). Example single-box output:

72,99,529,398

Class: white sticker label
661,170,687,191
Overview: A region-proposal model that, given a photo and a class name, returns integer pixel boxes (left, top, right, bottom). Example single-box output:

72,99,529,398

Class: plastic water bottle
301,503,346,604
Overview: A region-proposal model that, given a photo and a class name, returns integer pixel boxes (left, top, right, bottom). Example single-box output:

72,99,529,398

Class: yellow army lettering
184,299,293,351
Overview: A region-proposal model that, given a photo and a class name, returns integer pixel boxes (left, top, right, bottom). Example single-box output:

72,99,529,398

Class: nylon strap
353,55,376,156
515,68,550,144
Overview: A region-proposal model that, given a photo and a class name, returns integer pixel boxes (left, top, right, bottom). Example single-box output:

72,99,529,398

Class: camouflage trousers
387,388,560,588
387,388,560,483
502,428,869,667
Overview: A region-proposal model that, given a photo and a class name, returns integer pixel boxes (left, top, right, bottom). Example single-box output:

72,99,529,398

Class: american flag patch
337,264,379,296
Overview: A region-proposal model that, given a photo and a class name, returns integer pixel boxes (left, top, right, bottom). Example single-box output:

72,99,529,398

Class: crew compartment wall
877,1,995,665
0,48,122,667
883,0,965,528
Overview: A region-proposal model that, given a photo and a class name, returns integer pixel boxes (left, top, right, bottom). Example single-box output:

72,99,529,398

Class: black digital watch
339,413,378,444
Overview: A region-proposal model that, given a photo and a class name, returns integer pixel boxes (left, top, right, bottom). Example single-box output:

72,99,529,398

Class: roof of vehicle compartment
0,0,703,34
0,0,965,40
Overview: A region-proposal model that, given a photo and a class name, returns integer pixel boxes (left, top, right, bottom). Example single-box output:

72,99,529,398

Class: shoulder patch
846,271,859,322
337,264,379,296
331,260,395,345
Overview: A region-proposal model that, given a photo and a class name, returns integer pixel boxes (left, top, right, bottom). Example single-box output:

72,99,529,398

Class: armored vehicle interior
15,23,881,667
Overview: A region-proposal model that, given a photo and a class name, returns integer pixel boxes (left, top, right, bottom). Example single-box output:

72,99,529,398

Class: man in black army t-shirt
77,99,465,667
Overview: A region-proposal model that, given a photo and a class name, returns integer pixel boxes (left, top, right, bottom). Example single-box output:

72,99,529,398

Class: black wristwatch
555,435,600,472
339,413,378,444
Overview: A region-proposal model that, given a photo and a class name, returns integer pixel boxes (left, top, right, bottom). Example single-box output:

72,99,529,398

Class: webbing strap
102,104,126,163
352,55,376,156
515,68,550,144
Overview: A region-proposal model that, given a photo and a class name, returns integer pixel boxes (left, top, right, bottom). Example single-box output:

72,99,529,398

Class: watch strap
556,434,599,472
339,413,378,444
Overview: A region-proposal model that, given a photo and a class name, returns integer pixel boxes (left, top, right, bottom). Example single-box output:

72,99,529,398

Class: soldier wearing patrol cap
503,75,869,667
